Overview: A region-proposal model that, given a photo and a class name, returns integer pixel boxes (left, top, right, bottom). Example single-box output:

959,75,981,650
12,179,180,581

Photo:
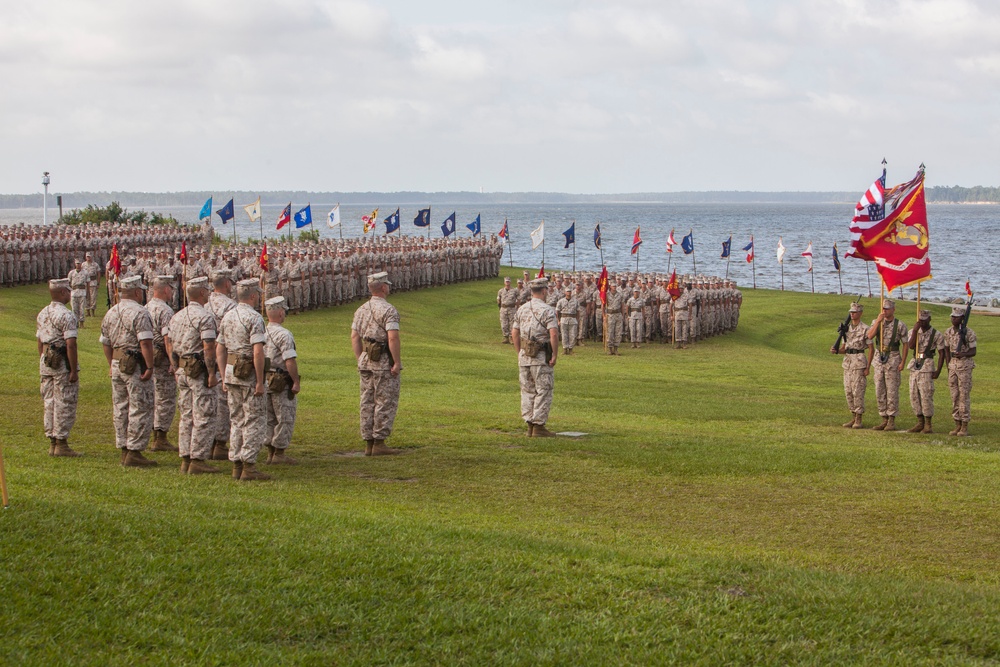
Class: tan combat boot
211,440,229,461
842,415,857,428
120,448,128,465
949,420,962,436
265,444,276,464
526,422,535,437
884,416,896,432
922,417,933,434
532,424,557,438
48,437,57,456
270,449,298,465
906,416,925,433
149,429,178,452
364,440,374,456
851,413,864,429
123,449,157,467
52,438,82,457
180,455,190,473
957,422,969,437
370,439,401,456
871,417,888,431
239,463,272,481
188,459,221,474
232,461,244,479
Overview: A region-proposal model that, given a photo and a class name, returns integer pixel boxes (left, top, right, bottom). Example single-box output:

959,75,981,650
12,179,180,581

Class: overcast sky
4,0,999,194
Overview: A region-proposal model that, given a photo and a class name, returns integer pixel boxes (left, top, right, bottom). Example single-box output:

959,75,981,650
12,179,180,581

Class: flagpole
666,252,671,275
780,261,784,291
865,263,872,298
916,283,921,320
750,235,756,289
811,263,815,294
837,264,843,295
338,204,343,240
572,237,576,272
690,229,697,274
725,236,731,280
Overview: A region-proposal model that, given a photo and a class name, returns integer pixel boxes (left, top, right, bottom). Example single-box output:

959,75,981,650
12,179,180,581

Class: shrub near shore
0,273,997,664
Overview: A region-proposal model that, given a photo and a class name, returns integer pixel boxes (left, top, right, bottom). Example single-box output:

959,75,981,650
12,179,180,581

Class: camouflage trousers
359,370,400,440
226,384,267,463
111,362,154,451
214,382,230,443
152,364,177,431
266,391,297,449
71,293,86,325
519,363,554,425
843,368,867,415
908,370,936,417
290,282,302,310
499,307,515,338
628,315,644,344
644,308,655,341
606,313,623,347
872,355,902,417
176,373,216,460
559,318,578,350
674,315,689,344
594,310,602,338
659,307,671,342
948,365,973,422
264,283,281,302
41,372,78,439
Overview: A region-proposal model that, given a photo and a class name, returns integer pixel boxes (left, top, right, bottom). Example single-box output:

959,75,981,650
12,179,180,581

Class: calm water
3,202,996,301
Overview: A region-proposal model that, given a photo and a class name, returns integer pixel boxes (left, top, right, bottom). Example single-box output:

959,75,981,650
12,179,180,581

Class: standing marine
866,299,908,431
904,309,944,433
37,278,81,456
830,301,873,428
943,305,976,436
512,277,559,437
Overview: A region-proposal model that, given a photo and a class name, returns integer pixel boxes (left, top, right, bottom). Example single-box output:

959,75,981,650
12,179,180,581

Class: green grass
1,273,998,665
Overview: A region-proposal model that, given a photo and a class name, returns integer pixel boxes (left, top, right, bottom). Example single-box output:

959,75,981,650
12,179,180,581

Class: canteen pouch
180,354,206,380
233,355,270,380
266,369,287,393
43,342,69,371
521,337,542,358
153,345,169,368
113,348,142,375
362,338,385,363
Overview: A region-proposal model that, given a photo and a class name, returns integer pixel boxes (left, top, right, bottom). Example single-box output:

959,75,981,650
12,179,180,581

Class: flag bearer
904,310,944,433
866,299,908,431
830,302,873,429
943,306,977,436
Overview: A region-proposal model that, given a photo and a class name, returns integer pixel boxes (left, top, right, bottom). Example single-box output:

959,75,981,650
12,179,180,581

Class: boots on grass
211,440,229,461
851,413,864,429
949,419,962,436
180,455,190,473
123,449,157,467
364,439,374,456
958,422,969,437
906,416,925,433
370,439,401,456
532,423,557,438
884,416,896,432
526,422,535,437
232,461,244,479
270,448,298,465
240,462,271,481
149,429,178,452
265,444,276,464
52,438,81,457
188,459,221,474
921,417,933,434
842,415,857,428
48,436,57,456
871,417,889,431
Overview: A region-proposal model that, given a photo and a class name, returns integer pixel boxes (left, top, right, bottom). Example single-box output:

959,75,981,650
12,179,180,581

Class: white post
42,171,50,225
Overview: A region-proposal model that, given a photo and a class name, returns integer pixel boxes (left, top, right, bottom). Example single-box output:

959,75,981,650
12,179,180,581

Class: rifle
832,295,862,353
959,293,973,351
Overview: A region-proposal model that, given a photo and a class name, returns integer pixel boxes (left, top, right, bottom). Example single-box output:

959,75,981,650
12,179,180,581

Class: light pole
42,171,50,225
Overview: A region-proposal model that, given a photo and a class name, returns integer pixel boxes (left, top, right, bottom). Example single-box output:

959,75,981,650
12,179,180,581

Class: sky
3,0,999,195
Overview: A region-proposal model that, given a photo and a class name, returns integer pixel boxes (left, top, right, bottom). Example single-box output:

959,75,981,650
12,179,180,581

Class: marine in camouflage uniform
100,275,157,467
146,276,179,452
555,287,580,354
830,302,872,428
943,306,977,436
207,271,237,461
866,299,908,431
497,277,518,344
351,272,403,456
626,288,645,348
217,278,271,481
67,260,89,327
603,282,625,355
264,297,300,464
512,278,559,437
904,310,945,434
82,253,101,316
673,285,692,348
37,279,82,456
167,277,221,474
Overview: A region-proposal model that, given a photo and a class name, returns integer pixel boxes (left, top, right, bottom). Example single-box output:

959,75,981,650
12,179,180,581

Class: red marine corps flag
179,241,188,265
597,265,609,306
855,166,931,292
259,242,269,272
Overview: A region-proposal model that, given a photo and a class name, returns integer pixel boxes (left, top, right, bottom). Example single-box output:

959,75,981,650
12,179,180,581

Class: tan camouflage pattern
556,295,580,350
227,385,266,463
218,303,267,388
146,297,177,431
169,302,218,459
37,301,79,439
265,322,298,450
872,318,908,417
944,326,976,422
840,321,870,415
907,327,944,416
100,299,155,451
353,296,401,439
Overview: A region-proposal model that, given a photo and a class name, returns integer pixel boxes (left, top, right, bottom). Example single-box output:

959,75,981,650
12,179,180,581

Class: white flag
243,197,261,222
328,204,341,228
530,220,545,250
801,242,813,272
777,237,786,264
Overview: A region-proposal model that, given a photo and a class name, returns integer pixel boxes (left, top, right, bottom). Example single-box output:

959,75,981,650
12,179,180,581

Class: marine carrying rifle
959,293,973,351
832,295,862,353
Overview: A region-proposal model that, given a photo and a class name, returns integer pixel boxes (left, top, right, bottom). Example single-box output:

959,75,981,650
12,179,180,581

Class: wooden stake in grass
0,439,9,508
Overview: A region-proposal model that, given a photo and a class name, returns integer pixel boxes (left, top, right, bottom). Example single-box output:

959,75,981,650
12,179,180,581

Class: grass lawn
1,271,998,665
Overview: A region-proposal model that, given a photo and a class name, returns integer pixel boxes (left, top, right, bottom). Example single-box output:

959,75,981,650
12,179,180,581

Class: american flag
846,169,886,260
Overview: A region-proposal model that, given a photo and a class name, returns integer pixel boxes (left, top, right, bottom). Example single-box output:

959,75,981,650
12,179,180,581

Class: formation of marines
830,297,977,435
498,270,742,355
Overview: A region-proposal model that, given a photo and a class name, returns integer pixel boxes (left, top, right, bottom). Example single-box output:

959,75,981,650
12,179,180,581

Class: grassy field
1,271,998,665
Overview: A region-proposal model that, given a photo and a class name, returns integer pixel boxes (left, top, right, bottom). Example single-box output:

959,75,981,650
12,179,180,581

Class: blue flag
216,198,234,224
742,239,754,252
384,207,400,233
441,212,456,237
593,223,601,249
199,197,213,221
721,236,731,258
832,244,841,271
466,213,481,236
681,231,694,255
414,208,431,227
294,204,312,229
563,222,575,249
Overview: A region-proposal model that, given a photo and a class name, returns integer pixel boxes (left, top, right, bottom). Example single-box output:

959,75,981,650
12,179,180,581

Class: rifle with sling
832,295,862,353
959,293,973,351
